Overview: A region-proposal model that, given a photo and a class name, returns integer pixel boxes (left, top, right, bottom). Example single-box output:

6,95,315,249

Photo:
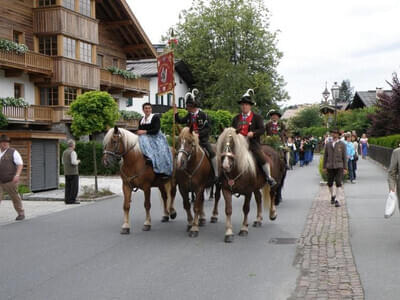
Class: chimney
376,87,383,99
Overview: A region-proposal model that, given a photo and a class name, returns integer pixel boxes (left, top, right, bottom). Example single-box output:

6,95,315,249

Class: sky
128,0,400,106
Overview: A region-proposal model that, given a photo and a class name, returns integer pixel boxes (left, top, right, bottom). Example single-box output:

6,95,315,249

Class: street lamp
331,81,340,127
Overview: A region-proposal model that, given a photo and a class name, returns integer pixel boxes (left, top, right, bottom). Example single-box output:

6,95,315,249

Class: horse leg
169,181,177,220
199,190,207,226
180,186,193,232
208,184,214,201
222,188,234,243
159,185,170,223
253,190,263,227
142,186,152,231
189,188,204,237
210,183,221,223
239,194,251,236
269,190,278,221
121,182,132,234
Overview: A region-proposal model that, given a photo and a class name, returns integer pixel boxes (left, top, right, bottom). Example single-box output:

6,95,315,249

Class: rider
232,89,277,187
173,89,218,181
265,109,290,169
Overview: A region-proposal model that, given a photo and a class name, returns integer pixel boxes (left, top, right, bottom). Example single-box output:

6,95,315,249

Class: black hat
267,109,282,118
330,128,340,134
0,134,10,142
185,89,200,107
238,89,255,105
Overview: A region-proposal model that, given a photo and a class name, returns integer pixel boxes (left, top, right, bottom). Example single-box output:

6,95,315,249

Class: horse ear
114,126,119,134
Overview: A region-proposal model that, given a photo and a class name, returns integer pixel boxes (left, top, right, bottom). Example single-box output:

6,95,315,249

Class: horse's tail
262,184,271,213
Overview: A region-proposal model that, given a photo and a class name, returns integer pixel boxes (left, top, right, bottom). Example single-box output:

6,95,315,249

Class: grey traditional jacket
388,147,400,200
323,140,347,170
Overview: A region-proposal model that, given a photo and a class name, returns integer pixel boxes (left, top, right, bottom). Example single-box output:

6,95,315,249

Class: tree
169,0,289,117
338,80,354,103
289,105,324,131
368,73,400,137
69,91,120,191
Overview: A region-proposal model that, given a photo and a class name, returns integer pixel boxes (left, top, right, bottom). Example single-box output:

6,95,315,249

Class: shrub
369,135,400,149
18,185,30,194
160,108,187,136
0,39,28,54
0,105,7,128
107,66,139,80
119,110,142,120
0,97,30,107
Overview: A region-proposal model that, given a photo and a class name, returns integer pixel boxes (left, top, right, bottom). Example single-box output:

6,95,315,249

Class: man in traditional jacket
0,134,25,220
174,89,218,181
232,89,276,186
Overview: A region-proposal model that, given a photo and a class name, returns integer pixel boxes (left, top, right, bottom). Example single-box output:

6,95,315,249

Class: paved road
346,157,400,300
0,159,320,300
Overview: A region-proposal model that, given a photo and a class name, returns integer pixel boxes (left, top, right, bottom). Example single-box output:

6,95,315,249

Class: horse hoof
189,231,199,238
210,216,218,223
161,216,169,223
120,228,130,234
252,221,262,227
142,225,151,231
238,230,248,237
270,213,277,221
186,225,192,232
224,235,234,243
170,211,177,220
199,218,206,227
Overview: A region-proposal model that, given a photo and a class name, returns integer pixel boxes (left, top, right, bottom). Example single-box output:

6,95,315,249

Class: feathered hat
238,89,255,105
267,109,282,118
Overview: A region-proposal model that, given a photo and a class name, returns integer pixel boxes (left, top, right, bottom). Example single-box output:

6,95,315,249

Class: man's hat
238,89,255,105
330,128,340,134
0,134,10,142
267,109,282,118
185,89,200,107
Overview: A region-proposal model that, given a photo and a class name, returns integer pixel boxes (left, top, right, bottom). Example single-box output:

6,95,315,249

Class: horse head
177,127,199,170
102,126,126,167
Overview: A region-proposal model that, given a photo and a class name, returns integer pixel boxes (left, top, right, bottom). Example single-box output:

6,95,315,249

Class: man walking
0,134,25,220
323,129,348,207
62,140,80,204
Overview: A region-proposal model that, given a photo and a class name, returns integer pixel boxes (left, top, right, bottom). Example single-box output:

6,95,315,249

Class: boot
211,156,219,183
261,163,277,187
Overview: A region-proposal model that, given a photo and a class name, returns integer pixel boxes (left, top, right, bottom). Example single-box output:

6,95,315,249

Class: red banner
157,52,174,94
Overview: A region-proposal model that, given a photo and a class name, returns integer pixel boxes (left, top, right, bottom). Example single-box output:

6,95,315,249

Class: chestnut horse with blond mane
102,126,177,234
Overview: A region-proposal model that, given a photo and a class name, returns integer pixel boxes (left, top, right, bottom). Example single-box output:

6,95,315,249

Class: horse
176,127,221,237
216,127,286,243
102,126,177,234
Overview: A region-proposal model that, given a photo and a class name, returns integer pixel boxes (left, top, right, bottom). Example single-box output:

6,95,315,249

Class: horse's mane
103,127,141,154
216,127,257,176
179,127,200,149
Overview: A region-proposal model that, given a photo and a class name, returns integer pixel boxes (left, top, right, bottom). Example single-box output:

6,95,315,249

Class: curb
22,193,119,202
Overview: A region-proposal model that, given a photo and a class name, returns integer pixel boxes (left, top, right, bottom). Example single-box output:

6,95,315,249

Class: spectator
345,133,356,183
62,140,81,204
351,134,359,180
360,133,369,159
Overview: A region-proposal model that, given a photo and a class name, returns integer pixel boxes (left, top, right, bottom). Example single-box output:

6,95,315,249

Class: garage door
31,140,58,192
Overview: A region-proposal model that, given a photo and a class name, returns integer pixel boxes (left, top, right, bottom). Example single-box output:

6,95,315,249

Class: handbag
384,191,398,218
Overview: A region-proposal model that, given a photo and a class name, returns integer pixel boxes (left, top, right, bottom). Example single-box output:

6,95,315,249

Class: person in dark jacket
231,89,276,186
173,89,217,180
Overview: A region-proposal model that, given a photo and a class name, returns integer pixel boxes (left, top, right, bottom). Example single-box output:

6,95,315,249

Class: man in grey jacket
388,146,400,201
62,140,81,204
323,128,348,207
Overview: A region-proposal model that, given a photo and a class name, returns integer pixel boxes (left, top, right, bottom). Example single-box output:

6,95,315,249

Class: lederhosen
175,110,215,158
232,112,267,165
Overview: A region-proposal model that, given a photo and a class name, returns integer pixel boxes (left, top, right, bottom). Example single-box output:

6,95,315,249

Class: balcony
100,69,149,96
2,105,53,124
0,50,53,76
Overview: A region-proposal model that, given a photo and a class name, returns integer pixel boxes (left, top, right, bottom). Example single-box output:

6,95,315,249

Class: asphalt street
0,158,320,300
346,157,400,300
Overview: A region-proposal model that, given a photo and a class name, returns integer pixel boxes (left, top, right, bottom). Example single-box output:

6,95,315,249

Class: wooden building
0,0,155,191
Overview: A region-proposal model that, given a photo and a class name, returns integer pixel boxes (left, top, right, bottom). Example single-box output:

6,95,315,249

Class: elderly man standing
0,134,25,220
62,140,81,204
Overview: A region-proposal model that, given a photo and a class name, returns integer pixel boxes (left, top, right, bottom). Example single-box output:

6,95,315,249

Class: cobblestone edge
289,186,365,299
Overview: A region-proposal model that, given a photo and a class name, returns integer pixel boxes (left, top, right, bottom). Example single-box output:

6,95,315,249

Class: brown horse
176,127,221,237
216,127,286,243
102,126,177,234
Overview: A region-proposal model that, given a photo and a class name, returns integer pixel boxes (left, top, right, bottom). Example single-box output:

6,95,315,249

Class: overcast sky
128,0,400,106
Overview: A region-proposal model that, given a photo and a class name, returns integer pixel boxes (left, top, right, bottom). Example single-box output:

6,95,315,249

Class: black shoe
15,214,25,221
331,195,336,204
334,200,340,207
266,177,277,187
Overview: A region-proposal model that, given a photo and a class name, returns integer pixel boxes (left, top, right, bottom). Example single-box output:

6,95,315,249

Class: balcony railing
100,69,149,94
0,50,53,75
2,105,53,123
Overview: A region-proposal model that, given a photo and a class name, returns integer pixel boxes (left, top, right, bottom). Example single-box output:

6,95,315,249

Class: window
63,37,76,59
167,94,171,106
155,94,159,105
79,0,91,17
80,42,92,63
13,31,22,44
97,54,103,68
39,36,57,56
178,97,184,108
14,83,24,99
64,87,77,106
40,87,58,106
160,95,164,106
112,58,118,68
126,98,133,107
63,0,75,10
38,0,56,7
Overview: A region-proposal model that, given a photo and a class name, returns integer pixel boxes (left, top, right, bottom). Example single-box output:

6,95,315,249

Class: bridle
221,134,236,164
221,134,243,194
177,138,196,163
103,133,135,161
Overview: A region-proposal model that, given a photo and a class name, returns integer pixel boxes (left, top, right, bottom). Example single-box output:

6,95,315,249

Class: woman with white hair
62,139,81,204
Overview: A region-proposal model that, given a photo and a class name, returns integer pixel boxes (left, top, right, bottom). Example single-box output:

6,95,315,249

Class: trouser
200,141,215,159
0,181,24,215
347,159,354,181
294,151,299,165
352,159,357,179
65,175,79,203
249,141,267,165
327,168,344,188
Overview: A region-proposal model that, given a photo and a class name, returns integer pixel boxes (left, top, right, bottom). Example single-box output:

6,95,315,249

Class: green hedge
60,142,120,176
369,135,400,149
